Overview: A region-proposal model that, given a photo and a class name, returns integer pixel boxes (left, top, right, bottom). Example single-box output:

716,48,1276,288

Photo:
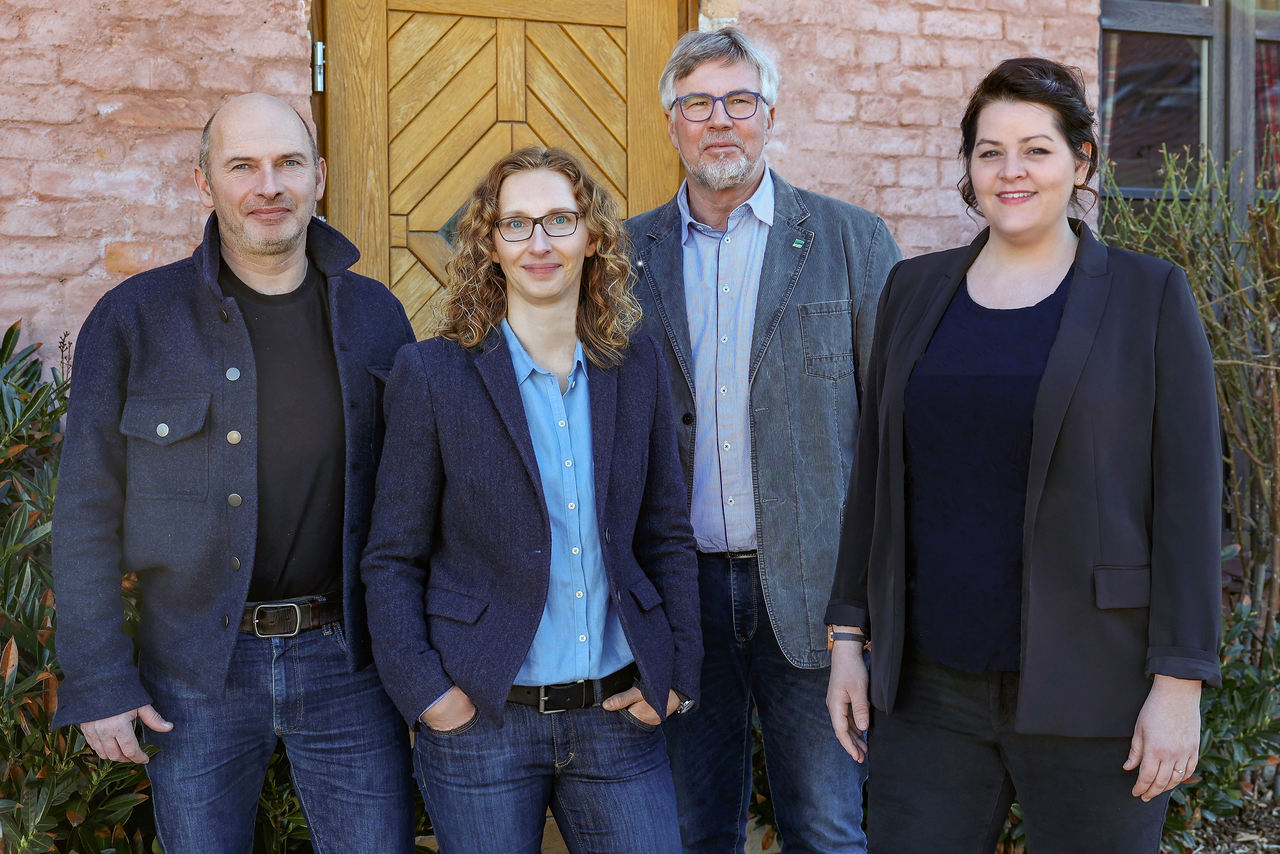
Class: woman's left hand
602,687,681,725
1124,675,1202,801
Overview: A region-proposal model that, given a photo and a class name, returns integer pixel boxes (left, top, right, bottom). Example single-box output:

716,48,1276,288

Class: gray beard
682,151,759,192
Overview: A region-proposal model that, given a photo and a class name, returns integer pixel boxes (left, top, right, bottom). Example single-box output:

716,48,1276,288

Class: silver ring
1173,767,1185,775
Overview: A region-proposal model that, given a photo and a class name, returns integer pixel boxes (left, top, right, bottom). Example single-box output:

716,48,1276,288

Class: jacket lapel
588,360,617,521
473,332,543,499
639,202,697,398
749,172,812,381
1023,221,1111,535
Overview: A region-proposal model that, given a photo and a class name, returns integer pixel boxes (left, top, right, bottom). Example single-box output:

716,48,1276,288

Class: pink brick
253,62,311,98
987,0,1031,11
941,40,984,69
0,161,29,198
0,50,60,85
1029,0,1069,13
0,240,98,277
853,6,920,35
816,93,859,123
944,0,987,10
897,36,941,68
0,201,60,237
21,8,85,47
0,90,84,123
195,61,257,94
859,96,902,125
922,10,1003,40
99,95,217,130
860,35,899,65
898,98,944,127
880,186,957,217
1004,16,1046,46
882,68,965,98
897,157,942,188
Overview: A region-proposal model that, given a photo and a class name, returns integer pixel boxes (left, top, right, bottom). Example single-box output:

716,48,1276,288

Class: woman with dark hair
361,146,699,852
825,58,1221,851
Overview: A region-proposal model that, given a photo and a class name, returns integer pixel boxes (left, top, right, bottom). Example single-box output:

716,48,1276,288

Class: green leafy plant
1162,596,1280,852
0,321,157,853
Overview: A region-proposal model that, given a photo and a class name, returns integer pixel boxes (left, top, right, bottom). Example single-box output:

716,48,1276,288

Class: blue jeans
666,552,868,853
413,701,681,853
139,623,416,853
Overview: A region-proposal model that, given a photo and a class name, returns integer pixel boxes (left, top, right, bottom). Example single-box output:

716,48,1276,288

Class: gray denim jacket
627,170,901,668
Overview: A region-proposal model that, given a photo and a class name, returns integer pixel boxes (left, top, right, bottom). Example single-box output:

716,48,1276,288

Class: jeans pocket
617,707,660,733
324,621,350,655
425,709,481,737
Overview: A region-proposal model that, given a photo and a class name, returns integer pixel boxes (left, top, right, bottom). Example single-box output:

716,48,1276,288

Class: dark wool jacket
361,332,701,726
51,215,414,728
827,222,1223,738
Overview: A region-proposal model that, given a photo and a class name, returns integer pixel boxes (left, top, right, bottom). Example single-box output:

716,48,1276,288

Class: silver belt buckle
537,679,584,714
253,602,302,638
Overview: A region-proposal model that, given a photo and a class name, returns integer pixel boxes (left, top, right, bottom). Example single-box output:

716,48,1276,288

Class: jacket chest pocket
119,394,212,500
799,300,855,381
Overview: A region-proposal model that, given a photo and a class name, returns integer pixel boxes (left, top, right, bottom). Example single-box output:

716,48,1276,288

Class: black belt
240,594,343,637
698,550,758,560
508,663,639,714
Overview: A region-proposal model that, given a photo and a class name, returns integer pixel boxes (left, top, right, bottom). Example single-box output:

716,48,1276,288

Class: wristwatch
827,625,868,651
673,691,696,716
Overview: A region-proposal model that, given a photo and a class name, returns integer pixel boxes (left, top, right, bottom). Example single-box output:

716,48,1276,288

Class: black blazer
827,222,1222,737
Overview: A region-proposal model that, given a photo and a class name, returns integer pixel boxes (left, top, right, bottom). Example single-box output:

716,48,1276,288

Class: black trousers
868,647,1171,854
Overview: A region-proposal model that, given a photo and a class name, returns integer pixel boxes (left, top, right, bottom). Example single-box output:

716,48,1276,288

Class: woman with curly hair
361,146,700,852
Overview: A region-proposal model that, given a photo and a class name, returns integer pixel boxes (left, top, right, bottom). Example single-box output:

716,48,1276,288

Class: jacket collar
192,212,362,301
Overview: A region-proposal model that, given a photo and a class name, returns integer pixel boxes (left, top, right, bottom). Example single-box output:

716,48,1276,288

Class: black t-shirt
219,260,345,601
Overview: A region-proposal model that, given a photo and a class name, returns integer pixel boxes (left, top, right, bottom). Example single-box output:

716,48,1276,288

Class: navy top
903,271,1071,672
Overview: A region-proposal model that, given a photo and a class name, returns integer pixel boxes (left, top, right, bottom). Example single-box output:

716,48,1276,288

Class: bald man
51,94,416,851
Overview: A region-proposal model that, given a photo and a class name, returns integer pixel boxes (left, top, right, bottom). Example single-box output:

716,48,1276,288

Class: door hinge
313,41,325,93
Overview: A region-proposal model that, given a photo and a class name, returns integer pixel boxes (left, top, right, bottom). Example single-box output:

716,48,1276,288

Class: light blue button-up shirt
678,169,774,552
501,320,633,686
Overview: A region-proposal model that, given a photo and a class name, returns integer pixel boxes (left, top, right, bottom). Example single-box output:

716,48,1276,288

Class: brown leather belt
508,663,639,714
240,594,343,637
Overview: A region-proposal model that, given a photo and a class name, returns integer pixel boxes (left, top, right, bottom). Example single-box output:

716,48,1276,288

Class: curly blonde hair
438,147,640,369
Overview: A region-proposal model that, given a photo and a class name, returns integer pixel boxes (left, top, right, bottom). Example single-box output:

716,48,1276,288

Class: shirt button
721,336,728,343
227,493,243,507
155,422,169,438
571,546,581,555
576,590,584,599
578,634,587,643
720,386,727,394
724,236,731,244
230,556,241,571
225,367,241,382
227,430,242,445
558,420,567,428
727,497,736,505
722,442,731,451
721,286,730,293
567,502,576,510
564,459,573,468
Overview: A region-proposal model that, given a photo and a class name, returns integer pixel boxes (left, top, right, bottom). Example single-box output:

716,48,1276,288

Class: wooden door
326,0,685,337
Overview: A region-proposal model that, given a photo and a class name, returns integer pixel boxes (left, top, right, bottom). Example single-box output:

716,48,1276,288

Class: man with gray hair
626,27,900,852
51,93,416,851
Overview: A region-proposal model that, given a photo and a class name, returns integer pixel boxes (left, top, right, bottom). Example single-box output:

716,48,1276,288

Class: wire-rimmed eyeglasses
494,211,581,242
672,91,763,122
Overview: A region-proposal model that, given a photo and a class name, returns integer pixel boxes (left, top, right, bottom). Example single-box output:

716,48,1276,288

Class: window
1100,0,1280,195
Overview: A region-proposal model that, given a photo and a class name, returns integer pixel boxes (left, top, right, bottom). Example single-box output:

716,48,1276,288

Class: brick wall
0,0,313,350
739,0,1101,258
0,0,1100,349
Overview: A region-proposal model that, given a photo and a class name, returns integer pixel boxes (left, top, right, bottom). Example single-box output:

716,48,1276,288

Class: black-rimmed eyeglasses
672,91,763,122
494,211,581,242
